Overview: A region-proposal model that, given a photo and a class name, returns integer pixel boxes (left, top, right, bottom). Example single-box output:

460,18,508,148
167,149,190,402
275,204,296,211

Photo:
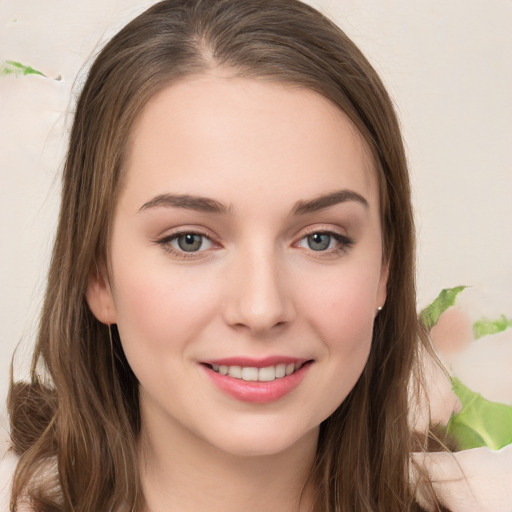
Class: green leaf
419,286,467,330
0,60,46,78
447,378,512,450
473,315,512,340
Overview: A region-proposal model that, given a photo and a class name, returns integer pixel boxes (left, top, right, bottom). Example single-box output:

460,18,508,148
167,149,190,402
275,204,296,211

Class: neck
138,411,319,512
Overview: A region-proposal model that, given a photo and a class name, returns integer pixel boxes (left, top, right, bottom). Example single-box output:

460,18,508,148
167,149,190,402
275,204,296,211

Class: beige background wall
1,0,511,429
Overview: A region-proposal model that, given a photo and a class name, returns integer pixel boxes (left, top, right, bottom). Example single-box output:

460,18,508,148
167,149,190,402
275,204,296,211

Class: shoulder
0,449,37,512
0,449,18,511
412,444,512,512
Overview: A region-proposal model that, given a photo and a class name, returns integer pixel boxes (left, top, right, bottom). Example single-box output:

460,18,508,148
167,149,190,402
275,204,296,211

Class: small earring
376,306,383,313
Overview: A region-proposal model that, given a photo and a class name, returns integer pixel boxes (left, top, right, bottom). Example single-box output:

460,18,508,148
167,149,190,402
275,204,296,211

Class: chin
198,421,320,459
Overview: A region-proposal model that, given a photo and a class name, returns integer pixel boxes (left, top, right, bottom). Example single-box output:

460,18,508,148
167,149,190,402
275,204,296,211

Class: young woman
4,0,443,510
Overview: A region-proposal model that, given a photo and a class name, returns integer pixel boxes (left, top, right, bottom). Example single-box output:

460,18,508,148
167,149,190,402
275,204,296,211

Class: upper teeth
210,363,301,382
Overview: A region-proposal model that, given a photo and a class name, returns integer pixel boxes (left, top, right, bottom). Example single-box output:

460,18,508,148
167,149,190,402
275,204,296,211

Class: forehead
121,74,378,212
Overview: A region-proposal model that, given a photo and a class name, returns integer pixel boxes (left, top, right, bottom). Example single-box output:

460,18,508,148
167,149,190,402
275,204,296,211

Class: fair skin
87,74,388,512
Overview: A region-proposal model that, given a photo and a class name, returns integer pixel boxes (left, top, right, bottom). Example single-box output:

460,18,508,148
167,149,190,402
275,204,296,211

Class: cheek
295,261,379,404
298,261,379,343
319,283,374,378
111,259,221,358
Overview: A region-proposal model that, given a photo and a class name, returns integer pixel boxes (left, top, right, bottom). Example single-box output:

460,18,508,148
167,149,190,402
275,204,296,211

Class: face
87,75,388,458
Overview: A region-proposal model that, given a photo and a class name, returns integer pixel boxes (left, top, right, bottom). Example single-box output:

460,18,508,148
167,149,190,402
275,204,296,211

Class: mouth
203,361,310,382
200,359,313,403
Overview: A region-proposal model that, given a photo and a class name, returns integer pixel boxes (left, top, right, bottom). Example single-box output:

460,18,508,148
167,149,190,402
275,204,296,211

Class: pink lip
201,360,312,404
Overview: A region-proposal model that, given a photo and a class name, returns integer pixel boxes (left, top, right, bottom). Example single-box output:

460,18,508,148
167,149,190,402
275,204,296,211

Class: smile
201,358,313,403
207,362,305,382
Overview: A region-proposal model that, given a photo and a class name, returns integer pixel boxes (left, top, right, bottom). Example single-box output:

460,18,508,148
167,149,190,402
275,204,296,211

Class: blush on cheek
305,278,376,329
304,285,376,386
113,267,221,352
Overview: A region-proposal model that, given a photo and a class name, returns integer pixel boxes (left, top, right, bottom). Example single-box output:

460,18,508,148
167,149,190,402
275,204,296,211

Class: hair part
9,1,438,510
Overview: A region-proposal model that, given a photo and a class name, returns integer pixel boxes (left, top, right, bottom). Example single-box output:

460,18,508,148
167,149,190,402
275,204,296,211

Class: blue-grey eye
173,233,207,252
306,233,332,251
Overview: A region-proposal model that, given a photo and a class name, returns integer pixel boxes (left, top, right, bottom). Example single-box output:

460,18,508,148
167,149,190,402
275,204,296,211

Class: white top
413,444,512,512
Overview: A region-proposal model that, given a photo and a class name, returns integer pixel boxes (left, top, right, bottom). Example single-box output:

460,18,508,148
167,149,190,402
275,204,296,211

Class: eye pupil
307,233,330,251
177,234,203,252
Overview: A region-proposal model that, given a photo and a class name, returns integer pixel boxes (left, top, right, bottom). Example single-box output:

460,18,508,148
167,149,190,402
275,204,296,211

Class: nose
222,247,295,336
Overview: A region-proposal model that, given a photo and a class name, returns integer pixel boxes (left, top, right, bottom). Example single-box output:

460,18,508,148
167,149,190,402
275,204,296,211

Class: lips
206,361,305,382
201,357,313,403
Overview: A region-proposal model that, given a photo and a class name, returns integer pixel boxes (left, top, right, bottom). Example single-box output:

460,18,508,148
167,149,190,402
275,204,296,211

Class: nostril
221,270,296,334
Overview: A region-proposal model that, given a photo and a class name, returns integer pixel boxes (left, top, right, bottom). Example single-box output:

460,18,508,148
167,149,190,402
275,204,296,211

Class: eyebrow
138,188,368,216
139,194,232,215
291,189,369,215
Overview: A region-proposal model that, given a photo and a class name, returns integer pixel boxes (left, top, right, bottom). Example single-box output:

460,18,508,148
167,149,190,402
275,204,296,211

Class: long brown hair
9,0,435,510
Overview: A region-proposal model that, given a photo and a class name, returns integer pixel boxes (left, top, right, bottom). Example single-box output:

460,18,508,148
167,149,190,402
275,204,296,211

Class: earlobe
86,263,117,325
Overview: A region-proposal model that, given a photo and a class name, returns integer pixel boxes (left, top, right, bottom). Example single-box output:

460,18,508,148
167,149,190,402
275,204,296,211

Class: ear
376,259,389,310
86,263,117,324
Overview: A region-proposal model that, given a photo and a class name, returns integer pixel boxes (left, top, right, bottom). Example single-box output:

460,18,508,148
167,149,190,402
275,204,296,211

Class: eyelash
155,230,217,260
295,229,354,256
155,229,354,259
